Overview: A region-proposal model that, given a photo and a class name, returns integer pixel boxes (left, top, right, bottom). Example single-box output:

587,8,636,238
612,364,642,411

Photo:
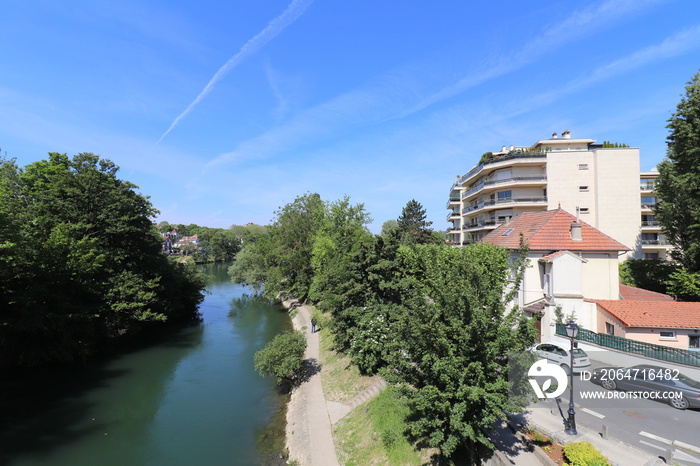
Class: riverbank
281,297,339,465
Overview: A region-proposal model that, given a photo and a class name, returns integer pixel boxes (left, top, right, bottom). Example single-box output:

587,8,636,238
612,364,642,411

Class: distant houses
159,228,199,254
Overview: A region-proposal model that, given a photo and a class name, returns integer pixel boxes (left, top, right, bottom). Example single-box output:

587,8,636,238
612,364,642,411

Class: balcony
460,153,546,184
446,211,460,221
640,182,657,191
641,220,659,228
463,197,548,214
462,176,547,200
446,196,461,209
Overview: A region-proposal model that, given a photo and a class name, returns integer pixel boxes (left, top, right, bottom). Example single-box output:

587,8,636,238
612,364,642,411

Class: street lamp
564,319,579,435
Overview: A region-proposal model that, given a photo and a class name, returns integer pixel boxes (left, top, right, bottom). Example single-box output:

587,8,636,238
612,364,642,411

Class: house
592,299,700,351
448,131,669,260
481,208,630,340
174,234,199,249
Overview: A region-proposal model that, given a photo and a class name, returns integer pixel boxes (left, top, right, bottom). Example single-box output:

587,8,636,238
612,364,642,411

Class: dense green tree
254,331,307,385
619,259,677,295
396,199,440,246
308,196,373,313
228,229,272,293
385,243,537,459
656,71,700,272
0,153,206,365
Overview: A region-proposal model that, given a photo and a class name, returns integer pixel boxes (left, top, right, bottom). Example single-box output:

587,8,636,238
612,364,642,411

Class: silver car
534,343,591,374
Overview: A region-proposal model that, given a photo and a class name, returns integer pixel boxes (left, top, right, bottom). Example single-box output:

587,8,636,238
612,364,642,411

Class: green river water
0,262,292,465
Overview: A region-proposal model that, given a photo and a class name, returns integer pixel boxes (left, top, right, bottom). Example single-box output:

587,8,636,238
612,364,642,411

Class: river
0,262,292,466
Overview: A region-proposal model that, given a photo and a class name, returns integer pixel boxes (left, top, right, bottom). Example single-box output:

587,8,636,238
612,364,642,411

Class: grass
318,327,380,403
312,315,430,464
335,388,426,465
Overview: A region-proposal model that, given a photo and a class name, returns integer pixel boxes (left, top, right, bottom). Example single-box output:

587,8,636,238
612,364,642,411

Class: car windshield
572,348,588,358
678,374,700,389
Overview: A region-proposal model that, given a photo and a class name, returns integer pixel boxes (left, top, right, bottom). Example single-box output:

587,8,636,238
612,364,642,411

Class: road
536,358,700,465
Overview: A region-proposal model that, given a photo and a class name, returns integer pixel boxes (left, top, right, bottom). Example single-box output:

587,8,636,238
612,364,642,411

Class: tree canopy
0,153,206,365
655,70,700,300
656,70,700,272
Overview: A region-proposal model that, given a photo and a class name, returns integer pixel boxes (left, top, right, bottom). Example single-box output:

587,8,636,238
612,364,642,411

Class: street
534,358,700,465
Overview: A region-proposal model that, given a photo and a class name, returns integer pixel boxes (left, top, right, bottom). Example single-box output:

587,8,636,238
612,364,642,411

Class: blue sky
2,0,700,232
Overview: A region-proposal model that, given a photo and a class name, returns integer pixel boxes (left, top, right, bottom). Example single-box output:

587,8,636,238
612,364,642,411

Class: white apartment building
447,131,645,259
639,169,673,260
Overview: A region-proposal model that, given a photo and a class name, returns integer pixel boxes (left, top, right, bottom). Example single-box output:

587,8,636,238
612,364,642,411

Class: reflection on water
0,261,291,466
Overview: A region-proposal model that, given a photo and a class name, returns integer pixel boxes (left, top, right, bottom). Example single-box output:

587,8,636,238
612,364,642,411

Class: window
579,186,589,192
501,228,515,237
641,196,657,208
659,331,676,340
579,208,589,214
578,163,588,170
690,336,700,349
605,322,615,336
644,252,659,259
497,190,512,202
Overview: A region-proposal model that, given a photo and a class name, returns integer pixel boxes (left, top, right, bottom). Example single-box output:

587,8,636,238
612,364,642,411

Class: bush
563,442,610,466
254,331,307,385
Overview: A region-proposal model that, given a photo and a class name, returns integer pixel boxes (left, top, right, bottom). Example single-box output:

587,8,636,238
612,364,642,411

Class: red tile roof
595,300,700,329
619,284,674,302
481,209,630,252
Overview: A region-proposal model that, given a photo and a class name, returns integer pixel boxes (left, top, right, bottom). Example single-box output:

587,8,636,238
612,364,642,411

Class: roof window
501,228,515,236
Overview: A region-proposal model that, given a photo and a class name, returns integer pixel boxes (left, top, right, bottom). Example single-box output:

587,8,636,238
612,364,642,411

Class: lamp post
564,319,579,435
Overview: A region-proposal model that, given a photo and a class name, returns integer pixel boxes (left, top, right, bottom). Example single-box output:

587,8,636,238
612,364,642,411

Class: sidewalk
522,401,665,466
284,299,340,466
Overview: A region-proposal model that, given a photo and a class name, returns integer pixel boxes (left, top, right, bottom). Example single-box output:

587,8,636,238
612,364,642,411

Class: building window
578,163,588,170
579,186,589,192
579,208,589,214
497,190,512,203
641,196,657,208
605,323,615,336
644,252,659,259
659,331,676,340
690,335,700,350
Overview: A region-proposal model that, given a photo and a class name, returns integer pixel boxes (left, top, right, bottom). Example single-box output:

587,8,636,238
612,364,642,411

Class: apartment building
639,169,673,260
447,131,643,259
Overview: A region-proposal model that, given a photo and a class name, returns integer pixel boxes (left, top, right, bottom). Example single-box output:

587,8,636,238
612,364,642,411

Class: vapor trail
155,0,313,146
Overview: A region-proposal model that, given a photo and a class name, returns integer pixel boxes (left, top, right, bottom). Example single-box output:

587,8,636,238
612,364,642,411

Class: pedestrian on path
311,315,317,333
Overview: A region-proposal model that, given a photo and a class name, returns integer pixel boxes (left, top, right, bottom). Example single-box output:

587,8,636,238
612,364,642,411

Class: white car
533,343,591,374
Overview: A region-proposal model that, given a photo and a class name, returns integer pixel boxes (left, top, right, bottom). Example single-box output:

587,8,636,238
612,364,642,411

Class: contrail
154,0,314,146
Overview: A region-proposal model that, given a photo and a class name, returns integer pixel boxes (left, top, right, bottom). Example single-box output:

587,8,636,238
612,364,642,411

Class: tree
396,199,440,246
0,153,206,365
385,243,537,459
265,193,326,300
308,196,373,313
619,259,677,295
656,71,700,272
254,331,307,385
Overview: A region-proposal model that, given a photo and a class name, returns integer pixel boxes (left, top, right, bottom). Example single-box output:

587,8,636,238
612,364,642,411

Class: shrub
563,442,610,466
254,331,307,385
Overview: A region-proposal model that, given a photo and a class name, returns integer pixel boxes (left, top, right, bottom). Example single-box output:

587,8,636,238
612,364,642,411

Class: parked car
532,343,591,374
591,364,700,410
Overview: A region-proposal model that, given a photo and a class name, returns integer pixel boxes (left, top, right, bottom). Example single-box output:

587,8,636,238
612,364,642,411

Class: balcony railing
460,153,546,184
641,220,659,227
446,211,460,221
641,203,657,209
640,183,657,191
462,197,547,214
641,239,668,246
462,176,547,199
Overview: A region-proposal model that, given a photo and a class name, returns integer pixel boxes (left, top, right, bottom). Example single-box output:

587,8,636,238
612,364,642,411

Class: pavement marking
639,440,667,452
639,431,673,445
579,407,605,419
673,440,700,455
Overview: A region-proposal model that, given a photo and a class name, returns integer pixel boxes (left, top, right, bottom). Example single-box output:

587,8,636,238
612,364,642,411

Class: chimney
552,132,558,139
570,221,582,241
562,129,571,139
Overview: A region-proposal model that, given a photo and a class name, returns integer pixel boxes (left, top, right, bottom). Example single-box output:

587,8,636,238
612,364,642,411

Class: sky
2,0,700,233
